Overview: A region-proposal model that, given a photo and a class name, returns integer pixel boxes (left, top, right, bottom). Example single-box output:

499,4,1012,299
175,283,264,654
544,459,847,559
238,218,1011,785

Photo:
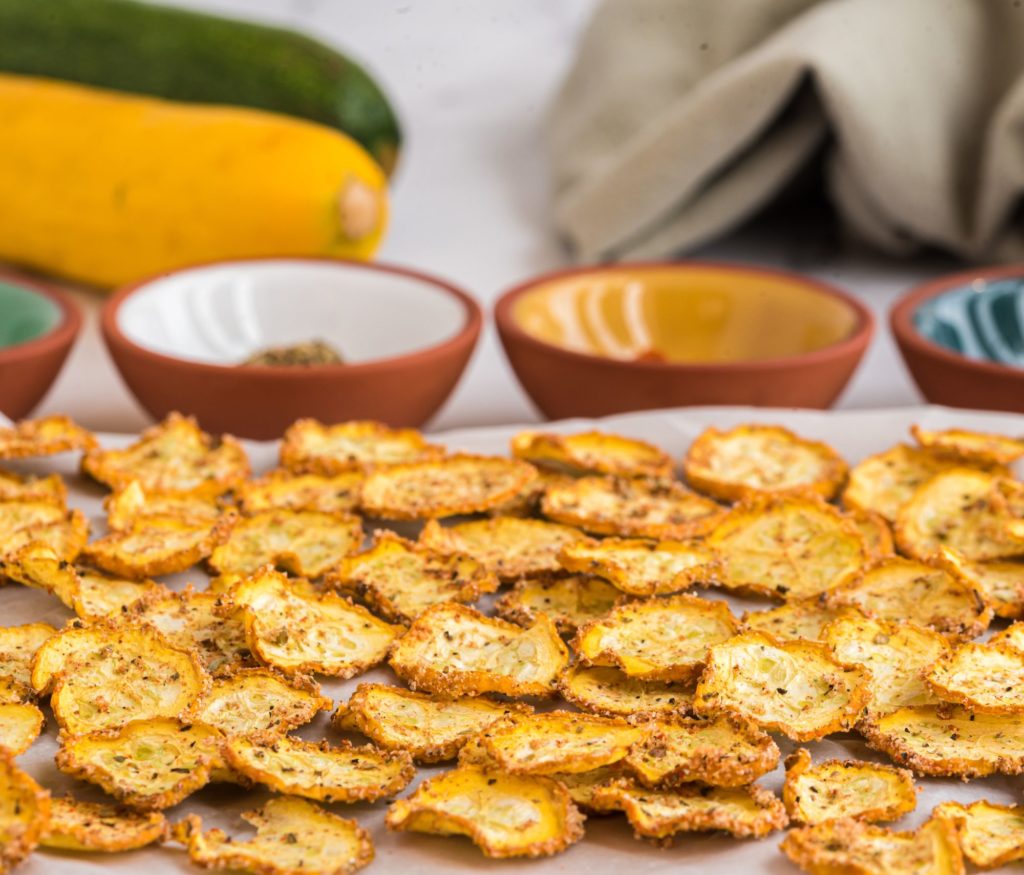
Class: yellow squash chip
0,752,49,872
0,622,54,698
558,665,694,718
572,593,738,682
41,796,168,852
280,417,442,474
494,573,620,634
420,516,588,580
846,508,895,560
742,598,862,644
56,718,221,810
31,621,110,693
208,509,361,578
223,735,414,803
0,702,43,755
550,765,627,812
925,641,1024,714
937,548,1024,618
0,502,88,561
989,620,1024,652
196,668,331,737
74,568,162,620
238,468,364,514
82,412,249,495
782,748,916,826
542,475,724,539
104,480,225,530
694,632,870,741
334,683,528,764
781,816,964,875
0,414,95,459
176,796,374,875
912,424,1024,465
624,713,779,788
684,424,848,502
558,537,718,596
935,799,1024,870
511,429,674,479
389,603,568,698
327,531,498,623
385,765,585,858
487,469,575,518
0,468,65,505
706,495,866,600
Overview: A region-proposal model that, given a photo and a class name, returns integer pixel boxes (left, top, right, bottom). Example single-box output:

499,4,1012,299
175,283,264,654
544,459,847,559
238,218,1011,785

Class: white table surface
31,0,965,434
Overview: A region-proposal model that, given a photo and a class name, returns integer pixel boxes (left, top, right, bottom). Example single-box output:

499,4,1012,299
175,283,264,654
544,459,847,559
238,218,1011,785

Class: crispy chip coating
385,765,585,858
694,632,870,741
104,480,225,531
934,799,1024,870
925,641,1024,714
56,718,221,810
846,509,895,560
558,664,694,718
494,574,620,634
197,668,331,737
743,598,862,644
573,593,738,682
280,418,442,475
558,537,718,596
41,796,168,852
208,510,361,578
0,414,96,459
781,816,964,875
176,796,374,875
542,475,724,539
0,702,42,755
420,517,588,580
0,751,49,871
224,735,413,803
625,713,778,789
0,468,65,505
239,468,364,515
0,502,88,561
684,424,848,502
911,425,1024,465
390,603,568,697
327,531,498,623
706,495,866,600
0,622,54,699
937,548,1024,619
82,413,249,495
511,430,674,479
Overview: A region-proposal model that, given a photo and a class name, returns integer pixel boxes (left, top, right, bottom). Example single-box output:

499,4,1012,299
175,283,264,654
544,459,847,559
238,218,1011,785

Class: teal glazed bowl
0,272,82,419
891,265,1024,412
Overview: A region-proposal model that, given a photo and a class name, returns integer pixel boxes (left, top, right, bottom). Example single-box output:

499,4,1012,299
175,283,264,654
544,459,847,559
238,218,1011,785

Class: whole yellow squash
0,74,389,288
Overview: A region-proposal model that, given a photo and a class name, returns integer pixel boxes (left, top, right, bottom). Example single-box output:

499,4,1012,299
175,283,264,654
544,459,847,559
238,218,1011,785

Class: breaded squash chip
742,598,862,644
420,516,588,580
706,495,866,600
31,621,106,693
694,632,870,741
239,468,364,515
0,752,49,871
573,593,738,682
558,665,693,718
783,748,916,826
989,620,1024,651
591,779,787,843
280,418,442,474
233,569,401,678
56,718,221,809
934,799,1024,870
559,537,717,596
0,702,42,755
41,796,167,852
390,603,568,697
223,735,414,803
551,765,627,811
0,680,23,706
197,668,331,737
0,622,54,698
542,475,724,539
0,414,95,459
781,816,964,875
176,796,374,875
912,425,1024,466
846,508,895,560
208,509,361,578
385,765,585,858
925,641,1024,714
824,614,950,716
360,454,536,519
511,429,674,479
625,714,778,788
0,502,88,561
104,480,224,530
495,574,619,634
0,468,65,505
937,548,1024,619
860,705,1024,777
82,412,249,495
684,424,848,502
334,683,527,763
487,469,575,518
73,567,162,620
326,531,498,623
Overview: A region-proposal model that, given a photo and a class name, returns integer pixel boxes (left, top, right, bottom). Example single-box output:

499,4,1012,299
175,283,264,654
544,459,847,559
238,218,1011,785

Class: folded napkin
548,0,1024,263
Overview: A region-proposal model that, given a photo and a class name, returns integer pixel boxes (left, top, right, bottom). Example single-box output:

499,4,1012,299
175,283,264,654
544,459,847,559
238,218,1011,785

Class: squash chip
511,429,674,479
176,796,374,875
925,641,1024,714
56,717,222,809
196,668,331,737
0,414,96,459
542,475,724,539
223,735,414,803
845,508,895,560
573,593,738,682
558,537,718,597
0,702,43,755
558,665,694,718
550,765,627,812
82,412,249,495
494,574,620,634
0,503,88,561
694,632,870,741
684,424,848,502
389,603,568,697
104,480,225,530
625,713,779,788
0,751,49,872
487,469,575,518
706,495,866,600
782,748,916,826
280,418,442,474
420,517,588,580
937,548,1024,619
238,468,364,514
0,621,55,698
934,799,1024,870
742,598,862,644
208,509,361,578
911,424,1024,466
326,531,499,623
0,468,65,506
41,796,168,852
73,567,163,620
989,620,1024,652
385,765,585,858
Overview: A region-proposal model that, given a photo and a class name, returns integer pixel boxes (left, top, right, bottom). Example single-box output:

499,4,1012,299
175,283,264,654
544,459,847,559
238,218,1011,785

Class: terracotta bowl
102,258,482,439
892,265,1024,413
0,271,81,420
495,261,873,419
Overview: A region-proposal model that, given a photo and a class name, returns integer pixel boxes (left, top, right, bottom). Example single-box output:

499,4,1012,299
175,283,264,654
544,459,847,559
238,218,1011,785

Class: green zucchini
0,0,401,173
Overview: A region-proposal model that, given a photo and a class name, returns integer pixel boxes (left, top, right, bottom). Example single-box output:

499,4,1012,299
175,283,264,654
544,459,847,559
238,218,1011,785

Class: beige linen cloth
548,0,1024,263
